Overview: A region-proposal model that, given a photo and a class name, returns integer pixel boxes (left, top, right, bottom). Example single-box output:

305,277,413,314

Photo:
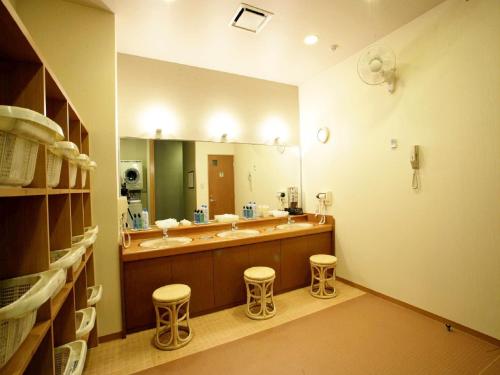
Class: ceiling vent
231,3,273,33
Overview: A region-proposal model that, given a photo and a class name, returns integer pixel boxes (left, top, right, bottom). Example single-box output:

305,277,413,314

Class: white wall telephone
410,145,420,170
410,145,420,189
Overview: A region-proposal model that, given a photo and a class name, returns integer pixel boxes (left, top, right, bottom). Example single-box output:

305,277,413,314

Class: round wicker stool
244,266,276,320
309,254,337,299
152,284,193,350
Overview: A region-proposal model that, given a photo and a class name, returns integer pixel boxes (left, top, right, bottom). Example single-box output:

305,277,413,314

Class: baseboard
337,277,500,347
99,331,125,343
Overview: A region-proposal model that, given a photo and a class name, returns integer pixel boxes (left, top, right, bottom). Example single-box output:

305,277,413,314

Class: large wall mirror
119,138,301,223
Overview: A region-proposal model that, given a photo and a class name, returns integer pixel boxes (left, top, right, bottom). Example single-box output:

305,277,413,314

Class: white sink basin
217,229,260,239
140,237,193,249
275,223,314,230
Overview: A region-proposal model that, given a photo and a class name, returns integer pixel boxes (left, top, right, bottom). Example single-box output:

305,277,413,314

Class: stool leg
310,263,336,299
245,278,276,320
154,304,174,349
265,279,276,316
154,297,193,350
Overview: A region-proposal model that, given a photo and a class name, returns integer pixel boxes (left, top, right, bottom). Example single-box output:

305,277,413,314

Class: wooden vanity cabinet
213,245,249,307
281,233,333,290
213,240,281,308
171,252,214,314
124,252,214,332
123,257,172,332
122,231,333,333
248,240,281,291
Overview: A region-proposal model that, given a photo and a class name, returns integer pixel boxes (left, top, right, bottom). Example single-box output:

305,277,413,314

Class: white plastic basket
71,232,97,250
0,106,64,187
68,160,77,188
54,340,87,375
78,157,96,188
50,246,85,273
83,225,99,236
86,285,103,306
46,149,63,188
0,132,39,186
0,269,66,368
47,142,79,188
75,307,96,339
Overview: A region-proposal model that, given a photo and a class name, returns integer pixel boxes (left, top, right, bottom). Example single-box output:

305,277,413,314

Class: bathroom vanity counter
122,214,333,261
120,214,335,333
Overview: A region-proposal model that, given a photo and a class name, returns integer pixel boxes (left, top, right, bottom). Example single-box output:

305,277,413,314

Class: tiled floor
84,281,364,375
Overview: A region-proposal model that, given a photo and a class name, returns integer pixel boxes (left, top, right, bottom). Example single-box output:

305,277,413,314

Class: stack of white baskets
0,269,67,368
0,105,64,186
76,154,97,188
0,105,99,374
0,105,67,368
47,141,80,188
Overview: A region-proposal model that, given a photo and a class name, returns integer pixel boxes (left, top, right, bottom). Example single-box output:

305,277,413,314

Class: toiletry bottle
252,202,256,219
133,214,138,230
202,204,209,224
194,210,198,224
138,213,142,229
142,209,149,229
199,209,204,224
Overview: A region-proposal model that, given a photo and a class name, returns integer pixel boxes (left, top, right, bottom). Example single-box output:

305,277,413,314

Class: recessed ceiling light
304,35,319,45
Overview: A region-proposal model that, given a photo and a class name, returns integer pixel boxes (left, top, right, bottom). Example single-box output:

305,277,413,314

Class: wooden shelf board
0,188,46,197
81,332,90,343
47,188,70,195
1,320,51,375
70,189,90,194
73,260,86,281
85,246,93,261
51,283,72,319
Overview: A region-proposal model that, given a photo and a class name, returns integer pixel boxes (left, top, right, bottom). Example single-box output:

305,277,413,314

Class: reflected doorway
208,155,235,219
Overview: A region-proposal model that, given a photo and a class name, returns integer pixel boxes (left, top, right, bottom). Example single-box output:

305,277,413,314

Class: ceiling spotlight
304,35,319,45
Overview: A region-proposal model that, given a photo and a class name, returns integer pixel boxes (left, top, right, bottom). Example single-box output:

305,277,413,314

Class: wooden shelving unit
0,1,99,373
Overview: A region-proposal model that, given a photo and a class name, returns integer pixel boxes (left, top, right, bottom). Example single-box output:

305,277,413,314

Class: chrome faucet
287,216,295,225
232,222,238,231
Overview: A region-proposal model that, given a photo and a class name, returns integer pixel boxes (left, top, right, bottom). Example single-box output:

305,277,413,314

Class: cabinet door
248,240,281,292
213,245,249,307
307,232,333,255
281,232,333,291
280,236,309,290
171,252,214,315
123,257,172,332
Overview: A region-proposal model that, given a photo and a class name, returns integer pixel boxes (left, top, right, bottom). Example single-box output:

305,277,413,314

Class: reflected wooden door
208,155,235,219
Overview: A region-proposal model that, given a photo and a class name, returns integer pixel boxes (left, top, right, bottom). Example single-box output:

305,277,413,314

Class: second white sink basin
140,237,193,249
275,223,314,230
217,229,260,239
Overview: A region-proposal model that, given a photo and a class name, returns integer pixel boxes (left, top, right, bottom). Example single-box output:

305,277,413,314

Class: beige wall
195,142,301,217
117,53,300,145
12,0,120,336
233,144,301,211
300,0,500,339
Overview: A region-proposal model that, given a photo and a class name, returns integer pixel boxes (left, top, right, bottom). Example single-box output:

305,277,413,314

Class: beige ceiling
100,0,445,85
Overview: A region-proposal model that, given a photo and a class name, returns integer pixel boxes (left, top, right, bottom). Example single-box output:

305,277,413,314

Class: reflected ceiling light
304,34,319,45
260,116,289,145
139,105,179,138
207,111,239,142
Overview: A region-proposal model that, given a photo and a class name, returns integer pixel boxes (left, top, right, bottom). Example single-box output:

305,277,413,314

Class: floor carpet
135,294,499,375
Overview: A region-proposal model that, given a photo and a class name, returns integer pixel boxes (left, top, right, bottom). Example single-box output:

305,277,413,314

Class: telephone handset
410,145,419,170
410,145,420,190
